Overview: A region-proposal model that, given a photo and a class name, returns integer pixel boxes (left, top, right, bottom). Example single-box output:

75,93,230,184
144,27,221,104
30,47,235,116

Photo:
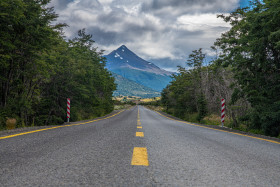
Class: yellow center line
154,110,280,145
0,110,124,140
137,107,141,125
136,132,144,137
131,147,149,166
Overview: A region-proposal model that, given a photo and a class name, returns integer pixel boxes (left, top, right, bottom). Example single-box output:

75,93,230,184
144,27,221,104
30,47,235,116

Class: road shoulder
0,109,124,138
145,107,280,144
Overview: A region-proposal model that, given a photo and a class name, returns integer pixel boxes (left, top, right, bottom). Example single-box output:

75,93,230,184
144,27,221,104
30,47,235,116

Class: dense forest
0,0,116,129
162,0,280,137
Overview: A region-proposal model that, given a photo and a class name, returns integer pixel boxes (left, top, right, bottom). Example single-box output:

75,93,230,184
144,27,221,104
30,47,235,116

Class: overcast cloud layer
50,0,249,71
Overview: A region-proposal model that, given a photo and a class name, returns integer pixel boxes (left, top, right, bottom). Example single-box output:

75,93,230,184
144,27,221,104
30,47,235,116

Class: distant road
0,106,279,186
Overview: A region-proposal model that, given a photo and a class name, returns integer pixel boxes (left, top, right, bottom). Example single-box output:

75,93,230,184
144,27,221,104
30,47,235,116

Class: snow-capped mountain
105,45,173,76
104,45,173,93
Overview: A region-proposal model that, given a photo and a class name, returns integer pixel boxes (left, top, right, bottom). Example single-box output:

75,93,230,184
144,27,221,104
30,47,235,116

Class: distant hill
112,73,160,98
105,45,173,92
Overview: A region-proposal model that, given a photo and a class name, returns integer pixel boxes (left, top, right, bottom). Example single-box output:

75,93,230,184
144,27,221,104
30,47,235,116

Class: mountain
105,45,173,92
106,45,173,76
112,73,160,98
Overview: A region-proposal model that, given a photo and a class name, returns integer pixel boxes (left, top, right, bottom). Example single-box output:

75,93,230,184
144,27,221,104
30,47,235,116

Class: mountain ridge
105,45,174,76
105,45,173,94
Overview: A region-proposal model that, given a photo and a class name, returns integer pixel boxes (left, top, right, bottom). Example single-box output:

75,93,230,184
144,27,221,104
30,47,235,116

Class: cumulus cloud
49,0,244,71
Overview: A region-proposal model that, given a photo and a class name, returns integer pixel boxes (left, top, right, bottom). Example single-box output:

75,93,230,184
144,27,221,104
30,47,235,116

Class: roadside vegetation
140,97,161,103
0,0,116,130
113,96,140,102
145,1,280,138
113,99,136,110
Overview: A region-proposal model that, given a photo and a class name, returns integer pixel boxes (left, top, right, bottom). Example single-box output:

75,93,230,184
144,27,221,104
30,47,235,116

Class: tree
37,29,116,125
0,0,62,127
0,1,116,128
214,0,280,136
187,49,208,121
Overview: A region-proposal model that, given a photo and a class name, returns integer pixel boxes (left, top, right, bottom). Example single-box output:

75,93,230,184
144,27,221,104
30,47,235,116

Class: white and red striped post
221,98,225,127
67,98,70,123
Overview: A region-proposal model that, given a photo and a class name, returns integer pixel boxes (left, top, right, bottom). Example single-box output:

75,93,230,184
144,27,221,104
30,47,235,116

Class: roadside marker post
221,98,225,127
67,98,70,123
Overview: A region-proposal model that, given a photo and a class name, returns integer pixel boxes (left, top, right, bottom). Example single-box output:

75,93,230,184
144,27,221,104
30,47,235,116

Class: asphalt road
0,106,279,186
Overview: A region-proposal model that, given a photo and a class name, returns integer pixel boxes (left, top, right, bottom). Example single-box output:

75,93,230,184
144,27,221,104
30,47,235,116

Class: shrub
6,118,16,130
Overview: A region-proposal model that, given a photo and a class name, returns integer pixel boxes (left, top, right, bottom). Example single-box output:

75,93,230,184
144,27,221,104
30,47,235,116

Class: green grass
247,129,265,136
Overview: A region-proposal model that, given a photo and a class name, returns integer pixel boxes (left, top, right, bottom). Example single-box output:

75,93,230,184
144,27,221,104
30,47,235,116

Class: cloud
177,14,230,30
49,0,74,10
49,0,242,71
141,0,239,14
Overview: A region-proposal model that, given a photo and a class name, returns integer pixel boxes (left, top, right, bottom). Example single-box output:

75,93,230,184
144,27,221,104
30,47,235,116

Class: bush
6,118,16,130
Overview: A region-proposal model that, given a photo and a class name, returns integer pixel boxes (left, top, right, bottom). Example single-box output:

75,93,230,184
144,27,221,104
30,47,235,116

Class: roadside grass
183,113,198,123
114,105,133,110
247,129,265,136
113,96,140,102
143,105,164,112
140,97,161,103
201,115,268,137
184,113,232,127
145,105,280,139
203,114,231,127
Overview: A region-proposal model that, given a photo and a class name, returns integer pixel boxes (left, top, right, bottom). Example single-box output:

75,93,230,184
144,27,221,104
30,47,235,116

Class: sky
49,0,250,72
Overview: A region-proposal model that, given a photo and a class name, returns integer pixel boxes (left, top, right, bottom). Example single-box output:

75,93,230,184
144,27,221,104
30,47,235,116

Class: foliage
0,1,116,129
197,93,207,122
161,49,208,122
161,0,280,137
140,100,161,107
214,0,280,136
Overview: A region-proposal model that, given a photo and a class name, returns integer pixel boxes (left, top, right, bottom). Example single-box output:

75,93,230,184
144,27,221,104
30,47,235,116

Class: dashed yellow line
131,147,149,166
154,110,280,145
0,110,124,140
132,107,149,166
136,132,144,137
137,107,141,126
